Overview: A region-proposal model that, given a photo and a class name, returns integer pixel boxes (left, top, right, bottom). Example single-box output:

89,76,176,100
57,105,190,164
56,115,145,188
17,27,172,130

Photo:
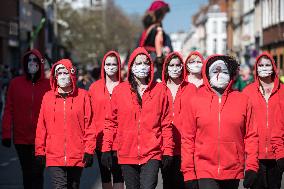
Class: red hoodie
184,51,204,87
102,47,173,165
35,59,96,167
162,52,196,156
89,51,121,151
271,103,284,160
181,55,258,181
2,49,50,144
243,52,284,160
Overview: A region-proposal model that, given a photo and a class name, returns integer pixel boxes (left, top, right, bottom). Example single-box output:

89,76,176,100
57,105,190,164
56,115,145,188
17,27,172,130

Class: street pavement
0,142,283,189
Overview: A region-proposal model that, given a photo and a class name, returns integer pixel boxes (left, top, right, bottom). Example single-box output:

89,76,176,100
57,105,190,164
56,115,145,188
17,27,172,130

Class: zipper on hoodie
138,116,141,165
217,96,221,175
31,83,35,126
64,98,67,165
265,101,269,157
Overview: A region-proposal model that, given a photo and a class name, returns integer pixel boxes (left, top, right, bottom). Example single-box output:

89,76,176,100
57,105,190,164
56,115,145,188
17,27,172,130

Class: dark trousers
121,159,160,189
161,155,184,189
198,178,239,189
47,166,83,189
251,159,283,189
96,150,124,183
15,144,44,189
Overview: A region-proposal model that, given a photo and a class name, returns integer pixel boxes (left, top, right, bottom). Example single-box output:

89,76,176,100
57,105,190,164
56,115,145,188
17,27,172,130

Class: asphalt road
0,142,283,189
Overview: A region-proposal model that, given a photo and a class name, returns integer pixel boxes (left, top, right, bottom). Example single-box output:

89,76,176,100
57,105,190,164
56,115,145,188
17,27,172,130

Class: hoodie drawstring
53,96,57,124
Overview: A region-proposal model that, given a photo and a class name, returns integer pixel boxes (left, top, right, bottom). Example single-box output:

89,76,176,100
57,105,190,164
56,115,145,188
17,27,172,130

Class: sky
115,0,208,33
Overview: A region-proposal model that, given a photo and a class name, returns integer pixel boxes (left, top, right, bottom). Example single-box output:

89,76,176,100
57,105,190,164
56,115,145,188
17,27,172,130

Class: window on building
222,39,227,54
281,0,284,21
213,39,217,54
222,21,226,33
213,21,217,33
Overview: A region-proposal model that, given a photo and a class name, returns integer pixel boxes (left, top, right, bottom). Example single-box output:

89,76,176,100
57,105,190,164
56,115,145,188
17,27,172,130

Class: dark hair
128,61,150,106
164,55,183,81
142,12,155,28
129,72,143,106
142,6,169,28
206,55,239,80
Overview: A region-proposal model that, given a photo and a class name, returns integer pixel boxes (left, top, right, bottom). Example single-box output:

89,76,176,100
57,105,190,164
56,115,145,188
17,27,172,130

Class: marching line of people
2,46,284,189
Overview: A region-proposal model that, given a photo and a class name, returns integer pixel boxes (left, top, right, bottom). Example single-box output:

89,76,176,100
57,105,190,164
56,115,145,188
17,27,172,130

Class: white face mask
187,57,203,74
168,58,182,79
131,54,150,79
209,60,230,89
27,54,39,74
56,68,72,88
257,58,273,78
104,56,118,76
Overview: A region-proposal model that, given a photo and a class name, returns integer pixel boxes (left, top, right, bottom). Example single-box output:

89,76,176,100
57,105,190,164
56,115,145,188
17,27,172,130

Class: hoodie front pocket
118,130,137,157
195,142,240,172
219,142,240,170
68,135,84,159
46,135,64,158
195,142,218,171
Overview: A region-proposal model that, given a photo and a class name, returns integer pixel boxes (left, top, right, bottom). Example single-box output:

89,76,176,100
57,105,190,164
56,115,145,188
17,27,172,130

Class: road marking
0,162,9,167
0,157,18,167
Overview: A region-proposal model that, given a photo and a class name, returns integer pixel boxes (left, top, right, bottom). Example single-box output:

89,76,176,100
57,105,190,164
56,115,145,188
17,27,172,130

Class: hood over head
50,59,77,95
254,52,279,91
203,54,239,93
162,51,185,83
127,47,154,87
185,51,204,75
22,49,45,81
100,50,122,82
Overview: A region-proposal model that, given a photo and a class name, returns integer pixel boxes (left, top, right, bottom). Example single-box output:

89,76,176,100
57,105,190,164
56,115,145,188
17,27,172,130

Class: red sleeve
83,93,96,154
271,105,284,160
244,99,259,172
180,97,197,181
35,94,47,156
2,80,14,140
161,89,174,156
102,89,118,152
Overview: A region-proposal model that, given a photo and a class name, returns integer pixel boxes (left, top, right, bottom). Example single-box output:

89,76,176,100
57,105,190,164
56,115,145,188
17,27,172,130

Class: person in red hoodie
89,51,124,189
271,104,284,174
35,59,96,189
161,52,196,189
101,47,173,189
243,52,284,189
1,49,50,189
181,55,258,189
185,51,204,88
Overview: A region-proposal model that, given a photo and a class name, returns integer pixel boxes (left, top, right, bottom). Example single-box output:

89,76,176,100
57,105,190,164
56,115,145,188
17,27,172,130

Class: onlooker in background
233,63,254,91
1,49,50,189
139,0,171,81
77,69,93,90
